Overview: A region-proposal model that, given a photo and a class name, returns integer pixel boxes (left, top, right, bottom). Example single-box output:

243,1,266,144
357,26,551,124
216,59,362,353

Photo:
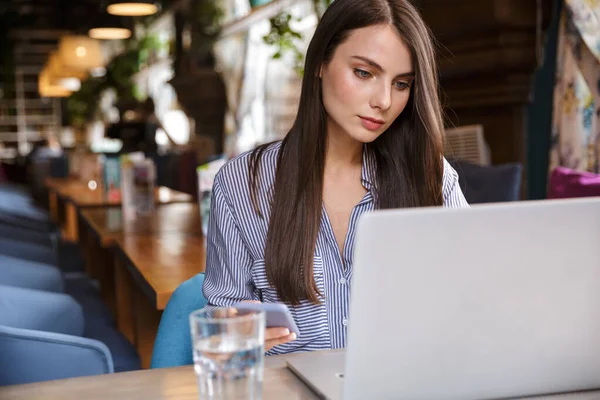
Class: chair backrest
0,324,113,386
450,160,523,203
444,124,491,166
150,273,207,369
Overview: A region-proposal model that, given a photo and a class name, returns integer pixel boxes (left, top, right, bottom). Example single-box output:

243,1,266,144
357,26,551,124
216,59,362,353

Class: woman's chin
347,128,384,144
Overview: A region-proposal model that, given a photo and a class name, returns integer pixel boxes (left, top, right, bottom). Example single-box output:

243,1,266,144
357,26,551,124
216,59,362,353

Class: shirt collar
361,145,376,191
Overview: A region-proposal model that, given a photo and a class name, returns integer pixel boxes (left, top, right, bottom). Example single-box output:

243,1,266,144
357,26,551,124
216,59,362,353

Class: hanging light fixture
107,0,159,16
47,53,85,82
89,27,132,40
39,68,72,98
47,52,87,90
88,12,132,40
58,35,105,71
57,77,82,92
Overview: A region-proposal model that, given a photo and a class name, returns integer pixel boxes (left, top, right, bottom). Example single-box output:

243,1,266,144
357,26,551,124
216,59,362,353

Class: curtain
550,0,600,174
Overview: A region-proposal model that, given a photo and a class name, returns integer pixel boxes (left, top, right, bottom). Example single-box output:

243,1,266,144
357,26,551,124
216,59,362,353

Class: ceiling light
107,1,159,16
38,68,72,98
88,12,132,40
58,36,105,70
89,27,131,40
47,52,87,83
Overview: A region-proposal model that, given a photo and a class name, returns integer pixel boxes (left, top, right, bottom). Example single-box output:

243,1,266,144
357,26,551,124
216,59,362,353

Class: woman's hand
241,300,297,352
265,327,296,352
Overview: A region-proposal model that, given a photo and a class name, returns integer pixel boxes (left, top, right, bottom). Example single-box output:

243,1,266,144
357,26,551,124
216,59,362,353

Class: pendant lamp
89,12,132,40
39,68,72,98
107,0,159,16
46,51,88,84
58,35,105,71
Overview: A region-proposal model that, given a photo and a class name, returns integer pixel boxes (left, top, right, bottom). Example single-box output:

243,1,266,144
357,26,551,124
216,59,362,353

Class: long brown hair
249,0,444,305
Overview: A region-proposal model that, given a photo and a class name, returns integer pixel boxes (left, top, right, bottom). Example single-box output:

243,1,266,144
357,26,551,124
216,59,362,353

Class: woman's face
321,24,414,143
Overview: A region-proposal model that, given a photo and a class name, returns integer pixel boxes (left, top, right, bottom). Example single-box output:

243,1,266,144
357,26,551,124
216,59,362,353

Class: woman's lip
359,116,384,131
360,116,385,124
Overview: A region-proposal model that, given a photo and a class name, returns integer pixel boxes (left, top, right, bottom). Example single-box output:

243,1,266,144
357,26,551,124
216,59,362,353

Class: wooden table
115,234,206,310
114,234,206,369
0,354,318,400
44,177,82,227
66,185,193,208
1,351,599,400
81,203,202,247
59,182,193,242
79,203,202,321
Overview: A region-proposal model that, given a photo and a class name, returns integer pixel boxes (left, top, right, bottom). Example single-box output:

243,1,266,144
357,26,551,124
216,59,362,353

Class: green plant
263,0,334,75
66,33,164,127
105,45,143,102
66,77,103,128
136,34,165,67
263,13,304,74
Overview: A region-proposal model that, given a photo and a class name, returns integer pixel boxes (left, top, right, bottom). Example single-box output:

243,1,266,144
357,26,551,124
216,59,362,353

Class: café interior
0,0,599,398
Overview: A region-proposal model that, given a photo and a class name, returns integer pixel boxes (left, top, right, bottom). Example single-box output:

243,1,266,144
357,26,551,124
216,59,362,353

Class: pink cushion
547,166,600,199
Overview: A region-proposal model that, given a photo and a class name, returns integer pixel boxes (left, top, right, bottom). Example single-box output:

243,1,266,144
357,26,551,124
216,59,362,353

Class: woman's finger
265,327,290,341
265,332,297,351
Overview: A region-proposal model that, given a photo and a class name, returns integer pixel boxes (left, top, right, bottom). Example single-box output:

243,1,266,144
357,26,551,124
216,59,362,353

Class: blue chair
0,190,51,223
0,284,113,385
0,255,64,292
0,223,54,247
0,237,58,265
0,183,32,198
0,325,113,385
0,284,83,335
61,277,141,373
150,273,207,369
449,160,523,203
0,186,53,233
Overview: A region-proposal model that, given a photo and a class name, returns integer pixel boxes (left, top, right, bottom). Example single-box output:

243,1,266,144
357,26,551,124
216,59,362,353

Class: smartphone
232,302,300,337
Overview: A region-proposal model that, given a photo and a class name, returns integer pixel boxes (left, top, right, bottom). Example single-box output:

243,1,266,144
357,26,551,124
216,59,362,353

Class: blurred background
1,0,591,203
2,0,600,387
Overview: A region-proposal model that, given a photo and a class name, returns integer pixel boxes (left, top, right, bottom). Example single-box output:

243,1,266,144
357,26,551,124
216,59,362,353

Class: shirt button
342,318,348,326
339,278,346,285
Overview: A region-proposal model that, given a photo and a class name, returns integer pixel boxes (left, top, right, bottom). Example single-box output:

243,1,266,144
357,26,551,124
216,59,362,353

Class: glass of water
190,307,266,400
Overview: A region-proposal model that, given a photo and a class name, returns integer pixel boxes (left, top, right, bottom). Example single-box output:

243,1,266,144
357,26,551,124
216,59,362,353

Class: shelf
0,115,56,126
0,99,53,107
16,66,43,75
0,131,42,142
219,0,299,39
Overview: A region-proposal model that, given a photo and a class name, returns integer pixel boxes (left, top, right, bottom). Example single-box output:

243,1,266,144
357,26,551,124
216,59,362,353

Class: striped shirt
203,142,469,355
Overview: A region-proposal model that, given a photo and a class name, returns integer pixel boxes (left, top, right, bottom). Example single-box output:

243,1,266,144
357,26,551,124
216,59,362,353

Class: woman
203,0,469,356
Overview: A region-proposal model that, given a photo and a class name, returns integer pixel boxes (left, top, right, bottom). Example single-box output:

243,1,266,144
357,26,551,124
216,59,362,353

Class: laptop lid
343,197,600,399
286,351,345,400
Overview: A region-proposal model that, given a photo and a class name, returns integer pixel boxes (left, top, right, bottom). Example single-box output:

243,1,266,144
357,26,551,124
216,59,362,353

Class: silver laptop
287,197,600,399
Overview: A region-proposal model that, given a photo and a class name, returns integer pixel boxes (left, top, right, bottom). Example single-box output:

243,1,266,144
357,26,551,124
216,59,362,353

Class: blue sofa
0,284,113,385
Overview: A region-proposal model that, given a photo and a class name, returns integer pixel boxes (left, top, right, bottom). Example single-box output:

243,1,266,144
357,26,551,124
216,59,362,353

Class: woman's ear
317,64,323,78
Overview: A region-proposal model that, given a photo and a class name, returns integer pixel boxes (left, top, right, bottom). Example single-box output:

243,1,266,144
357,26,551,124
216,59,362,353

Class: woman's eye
395,81,410,90
354,69,372,79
